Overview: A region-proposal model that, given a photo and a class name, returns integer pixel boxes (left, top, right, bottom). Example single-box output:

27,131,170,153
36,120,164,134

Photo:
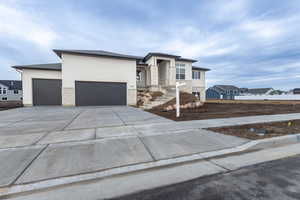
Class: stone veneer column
127,89,137,105
62,87,75,106
168,65,176,86
149,65,159,91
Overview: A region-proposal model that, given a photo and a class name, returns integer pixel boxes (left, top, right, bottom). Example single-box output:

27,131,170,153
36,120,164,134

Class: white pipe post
176,84,180,117
176,82,186,118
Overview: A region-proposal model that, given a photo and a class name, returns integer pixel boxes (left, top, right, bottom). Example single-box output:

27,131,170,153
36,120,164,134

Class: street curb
1,133,300,197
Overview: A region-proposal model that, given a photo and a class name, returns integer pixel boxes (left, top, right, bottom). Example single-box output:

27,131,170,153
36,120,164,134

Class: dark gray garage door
32,79,62,106
75,81,127,106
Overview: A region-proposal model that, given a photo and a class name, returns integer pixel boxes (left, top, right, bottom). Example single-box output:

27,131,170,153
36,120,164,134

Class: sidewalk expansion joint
205,159,231,171
11,144,49,186
137,136,156,161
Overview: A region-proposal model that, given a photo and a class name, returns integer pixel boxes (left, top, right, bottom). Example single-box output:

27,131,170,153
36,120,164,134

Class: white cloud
0,3,58,47
246,74,300,83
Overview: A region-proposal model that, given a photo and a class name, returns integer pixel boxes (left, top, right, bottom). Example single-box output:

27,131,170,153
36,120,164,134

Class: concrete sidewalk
0,128,247,187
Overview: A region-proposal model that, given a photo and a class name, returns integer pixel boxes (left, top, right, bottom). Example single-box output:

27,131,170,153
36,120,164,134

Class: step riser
141,92,175,109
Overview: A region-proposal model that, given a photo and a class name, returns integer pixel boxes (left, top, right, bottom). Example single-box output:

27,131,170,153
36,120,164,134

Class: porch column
169,64,176,86
150,64,159,90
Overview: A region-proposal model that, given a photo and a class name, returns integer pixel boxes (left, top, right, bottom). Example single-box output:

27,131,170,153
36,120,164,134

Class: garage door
75,81,127,106
32,79,62,106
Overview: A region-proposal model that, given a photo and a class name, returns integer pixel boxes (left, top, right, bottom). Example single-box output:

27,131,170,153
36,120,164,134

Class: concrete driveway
0,106,249,189
0,106,171,148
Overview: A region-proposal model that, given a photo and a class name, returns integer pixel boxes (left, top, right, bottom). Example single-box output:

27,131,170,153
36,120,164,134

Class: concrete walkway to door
0,106,299,190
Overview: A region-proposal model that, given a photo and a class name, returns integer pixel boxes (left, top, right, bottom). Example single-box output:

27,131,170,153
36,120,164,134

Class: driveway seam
62,110,86,131
32,131,52,145
11,144,49,185
111,109,127,126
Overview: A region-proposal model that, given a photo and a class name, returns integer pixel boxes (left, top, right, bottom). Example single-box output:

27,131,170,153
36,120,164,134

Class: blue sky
1,0,300,90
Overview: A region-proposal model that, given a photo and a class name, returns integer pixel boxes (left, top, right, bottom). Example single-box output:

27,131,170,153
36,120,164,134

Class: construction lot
148,101,300,121
208,119,300,140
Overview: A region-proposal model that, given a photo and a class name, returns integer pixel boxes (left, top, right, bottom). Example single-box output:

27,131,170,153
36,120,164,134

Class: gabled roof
12,63,62,71
0,80,22,90
53,49,143,60
214,85,239,91
248,88,273,94
192,66,210,71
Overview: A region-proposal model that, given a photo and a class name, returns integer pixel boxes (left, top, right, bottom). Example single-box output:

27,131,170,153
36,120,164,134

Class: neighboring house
206,85,240,100
247,88,274,95
293,88,300,95
0,80,22,101
12,50,209,106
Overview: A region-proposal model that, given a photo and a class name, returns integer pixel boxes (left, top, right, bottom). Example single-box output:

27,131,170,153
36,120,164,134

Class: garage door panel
32,79,62,106
75,81,127,106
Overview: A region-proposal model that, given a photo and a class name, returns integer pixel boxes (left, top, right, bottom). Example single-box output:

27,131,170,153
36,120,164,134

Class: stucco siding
21,69,62,106
61,53,137,105
191,71,206,88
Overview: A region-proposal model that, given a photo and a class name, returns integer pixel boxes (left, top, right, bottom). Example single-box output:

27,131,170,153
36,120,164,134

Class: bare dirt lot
148,102,300,121
208,120,300,140
0,101,22,111
207,99,300,104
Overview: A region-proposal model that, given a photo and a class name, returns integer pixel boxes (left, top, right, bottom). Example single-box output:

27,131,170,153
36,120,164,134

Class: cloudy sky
1,0,299,90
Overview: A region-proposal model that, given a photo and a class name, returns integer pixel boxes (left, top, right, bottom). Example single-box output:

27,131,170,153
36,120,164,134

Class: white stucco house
12,50,209,106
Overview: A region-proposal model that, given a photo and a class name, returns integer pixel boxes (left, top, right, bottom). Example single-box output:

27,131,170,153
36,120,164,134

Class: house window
176,63,185,80
192,71,201,80
0,87,1,94
2,97,7,101
3,88,6,94
14,90,18,94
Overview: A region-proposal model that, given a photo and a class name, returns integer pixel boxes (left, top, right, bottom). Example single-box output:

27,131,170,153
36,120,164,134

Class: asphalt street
112,155,300,200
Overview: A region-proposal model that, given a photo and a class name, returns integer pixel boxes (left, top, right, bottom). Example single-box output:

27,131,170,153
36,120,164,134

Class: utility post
176,82,186,118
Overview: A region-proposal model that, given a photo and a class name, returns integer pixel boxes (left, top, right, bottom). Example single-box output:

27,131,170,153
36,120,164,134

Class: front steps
140,91,175,110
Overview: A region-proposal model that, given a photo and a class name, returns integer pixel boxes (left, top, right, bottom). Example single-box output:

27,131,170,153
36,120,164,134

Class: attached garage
75,81,127,106
32,79,62,106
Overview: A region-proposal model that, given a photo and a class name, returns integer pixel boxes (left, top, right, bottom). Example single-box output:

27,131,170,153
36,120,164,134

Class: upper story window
2,88,6,94
176,63,185,80
0,87,1,94
192,71,201,80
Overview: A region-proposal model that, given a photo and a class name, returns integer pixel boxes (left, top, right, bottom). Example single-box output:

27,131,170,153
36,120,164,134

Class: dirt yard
207,99,300,105
207,120,300,140
0,101,22,111
148,102,300,121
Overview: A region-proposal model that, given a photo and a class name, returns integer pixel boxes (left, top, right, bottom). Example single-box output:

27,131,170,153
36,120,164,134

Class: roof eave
176,58,198,63
192,66,211,71
53,49,141,61
12,66,62,71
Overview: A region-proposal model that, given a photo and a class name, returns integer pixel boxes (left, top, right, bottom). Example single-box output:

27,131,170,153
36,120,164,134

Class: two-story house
13,50,209,106
0,80,22,101
206,85,240,100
